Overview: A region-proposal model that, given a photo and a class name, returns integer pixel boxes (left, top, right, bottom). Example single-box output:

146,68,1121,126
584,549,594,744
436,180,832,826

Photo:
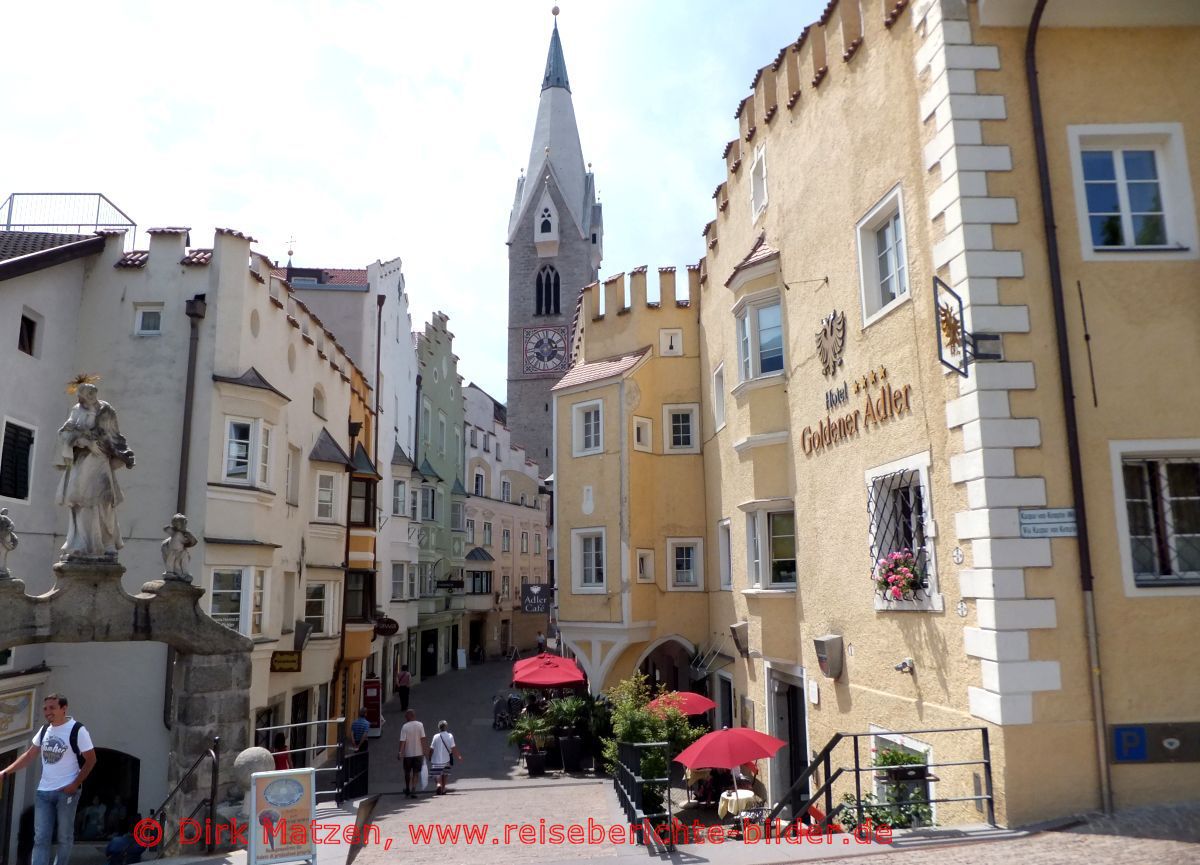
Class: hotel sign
801,366,912,456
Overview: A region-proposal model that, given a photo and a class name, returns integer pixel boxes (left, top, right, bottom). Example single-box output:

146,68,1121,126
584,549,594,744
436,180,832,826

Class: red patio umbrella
647,691,717,716
512,653,585,688
673,727,786,769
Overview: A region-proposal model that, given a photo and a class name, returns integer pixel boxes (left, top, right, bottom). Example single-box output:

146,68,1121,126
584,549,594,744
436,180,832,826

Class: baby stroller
492,690,523,729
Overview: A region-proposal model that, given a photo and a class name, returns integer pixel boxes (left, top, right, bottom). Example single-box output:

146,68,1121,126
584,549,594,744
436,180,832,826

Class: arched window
535,265,561,316
540,207,553,234
313,385,326,418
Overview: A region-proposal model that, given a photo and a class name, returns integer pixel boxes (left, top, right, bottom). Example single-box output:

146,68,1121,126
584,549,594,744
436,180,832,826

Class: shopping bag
419,759,430,791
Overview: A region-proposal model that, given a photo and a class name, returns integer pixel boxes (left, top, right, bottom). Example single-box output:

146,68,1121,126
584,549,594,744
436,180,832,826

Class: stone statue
56,377,135,560
161,514,198,581
0,508,17,577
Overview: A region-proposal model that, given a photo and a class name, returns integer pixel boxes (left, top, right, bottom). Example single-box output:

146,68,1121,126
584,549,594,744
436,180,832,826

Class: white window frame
438,412,447,457
392,479,406,516
741,498,797,591
534,533,542,555
1067,123,1198,262
712,364,726,432
869,726,937,826
750,144,768,221
407,566,418,600
572,399,604,457
502,480,512,502
315,472,337,522
571,527,607,594
391,562,407,601
222,417,272,488
451,500,465,532
473,470,485,497
483,521,493,547
0,417,37,504
521,531,529,554
134,303,164,336
465,518,475,544
1110,439,1200,598
502,528,511,553
732,289,786,388
857,184,910,327
662,404,700,454
210,566,267,637
633,416,652,453
865,450,943,611
717,519,732,590
422,399,432,444
420,486,435,521
667,538,704,591
285,444,301,506
304,581,337,634
636,548,655,584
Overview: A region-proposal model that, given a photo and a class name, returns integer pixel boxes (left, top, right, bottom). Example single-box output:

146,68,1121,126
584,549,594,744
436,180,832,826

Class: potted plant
871,549,924,601
507,714,551,776
873,746,930,782
547,696,588,772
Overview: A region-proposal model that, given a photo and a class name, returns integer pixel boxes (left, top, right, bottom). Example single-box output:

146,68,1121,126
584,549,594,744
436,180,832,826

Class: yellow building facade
556,0,1200,828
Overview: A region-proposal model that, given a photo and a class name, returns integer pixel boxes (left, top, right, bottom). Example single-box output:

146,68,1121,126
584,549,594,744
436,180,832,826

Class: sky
2,0,825,399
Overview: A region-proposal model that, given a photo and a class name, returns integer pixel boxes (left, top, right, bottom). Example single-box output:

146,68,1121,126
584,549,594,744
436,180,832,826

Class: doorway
450,625,460,669
290,690,310,768
717,676,734,730
770,674,808,822
500,620,511,656
469,620,483,663
0,748,16,865
78,749,140,840
420,629,438,679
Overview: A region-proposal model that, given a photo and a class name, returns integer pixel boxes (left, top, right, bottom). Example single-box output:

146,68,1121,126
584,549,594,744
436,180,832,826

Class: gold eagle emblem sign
816,310,846,377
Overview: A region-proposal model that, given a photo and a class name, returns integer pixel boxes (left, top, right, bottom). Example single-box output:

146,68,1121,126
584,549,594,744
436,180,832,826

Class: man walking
397,709,426,799
0,694,96,865
350,708,370,751
393,665,412,712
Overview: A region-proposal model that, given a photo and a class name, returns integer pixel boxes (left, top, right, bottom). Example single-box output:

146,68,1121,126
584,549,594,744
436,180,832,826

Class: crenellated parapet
571,266,700,367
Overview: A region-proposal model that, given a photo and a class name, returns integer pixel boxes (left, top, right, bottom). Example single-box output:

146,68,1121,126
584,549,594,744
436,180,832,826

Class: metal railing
2,192,137,248
612,741,675,854
146,736,219,858
765,726,996,835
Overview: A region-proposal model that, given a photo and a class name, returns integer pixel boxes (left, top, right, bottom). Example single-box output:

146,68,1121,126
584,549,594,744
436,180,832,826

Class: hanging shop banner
249,767,316,865
522,583,550,614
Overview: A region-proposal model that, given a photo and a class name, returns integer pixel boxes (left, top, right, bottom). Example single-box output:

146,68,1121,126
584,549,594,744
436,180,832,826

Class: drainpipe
333,421,362,739
1025,0,1113,814
176,295,207,513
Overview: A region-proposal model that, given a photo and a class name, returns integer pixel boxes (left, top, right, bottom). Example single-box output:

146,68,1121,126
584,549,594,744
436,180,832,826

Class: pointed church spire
542,7,571,92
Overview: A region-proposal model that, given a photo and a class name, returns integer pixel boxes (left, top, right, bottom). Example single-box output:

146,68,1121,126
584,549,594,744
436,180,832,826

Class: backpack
37,721,86,768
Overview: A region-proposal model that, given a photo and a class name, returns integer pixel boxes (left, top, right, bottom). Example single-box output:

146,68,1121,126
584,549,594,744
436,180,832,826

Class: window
502,529,511,553
534,533,542,555
437,489,445,524
469,571,492,594
636,549,654,584
712,365,726,431
572,528,606,592
483,522,493,546
744,505,796,588
521,531,529,554
540,207,553,234
483,433,491,453
662,404,700,454
420,487,435,521
633,417,652,453
455,428,462,471
750,145,768,220
1120,455,1200,588
469,428,478,448
668,539,703,590
572,399,603,457
211,567,266,636
767,513,796,585
349,479,375,526
1068,124,1198,261
866,451,940,609
312,386,326,418
536,265,561,316
316,473,336,521
0,648,11,671
407,565,418,600
502,480,512,502
134,304,163,335
746,513,762,586
286,445,301,506
503,574,512,596
857,186,909,323
422,400,432,443
438,413,447,456
718,519,732,589
304,582,331,633
734,294,784,382
410,489,419,521
451,501,464,531
391,563,407,600
0,420,35,501
345,571,372,621
392,479,406,516
466,519,475,544
223,418,272,488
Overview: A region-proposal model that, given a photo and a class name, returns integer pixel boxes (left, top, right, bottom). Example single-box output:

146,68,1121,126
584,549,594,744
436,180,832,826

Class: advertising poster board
248,767,316,865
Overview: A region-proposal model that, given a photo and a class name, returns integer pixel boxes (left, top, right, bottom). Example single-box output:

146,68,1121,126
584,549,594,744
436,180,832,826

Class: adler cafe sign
802,309,913,456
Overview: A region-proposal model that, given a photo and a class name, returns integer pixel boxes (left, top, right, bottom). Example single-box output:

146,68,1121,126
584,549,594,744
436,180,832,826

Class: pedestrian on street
394,664,412,711
350,708,370,751
0,694,97,865
536,631,546,654
398,709,427,799
427,721,463,796
271,733,293,771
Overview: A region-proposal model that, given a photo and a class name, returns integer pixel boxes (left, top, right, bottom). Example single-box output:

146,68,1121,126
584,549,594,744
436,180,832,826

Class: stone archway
0,560,252,828
635,635,696,693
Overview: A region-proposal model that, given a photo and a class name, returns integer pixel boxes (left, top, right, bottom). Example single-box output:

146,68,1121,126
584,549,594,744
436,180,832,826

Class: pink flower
891,588,902,599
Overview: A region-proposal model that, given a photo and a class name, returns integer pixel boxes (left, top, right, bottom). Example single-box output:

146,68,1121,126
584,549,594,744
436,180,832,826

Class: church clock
522,326,568,375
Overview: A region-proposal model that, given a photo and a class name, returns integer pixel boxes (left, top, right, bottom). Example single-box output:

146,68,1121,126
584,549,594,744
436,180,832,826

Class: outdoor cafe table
717,789,761,819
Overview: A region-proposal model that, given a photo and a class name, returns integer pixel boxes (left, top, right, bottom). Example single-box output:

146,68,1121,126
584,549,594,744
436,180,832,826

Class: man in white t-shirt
397,709,426,799
0,694,96,865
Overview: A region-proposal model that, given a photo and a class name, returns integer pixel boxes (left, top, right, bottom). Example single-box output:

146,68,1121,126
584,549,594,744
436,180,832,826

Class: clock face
523,326,568,375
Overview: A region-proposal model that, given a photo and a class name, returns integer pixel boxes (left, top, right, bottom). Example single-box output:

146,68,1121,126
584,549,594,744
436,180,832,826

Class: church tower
507,10,603,476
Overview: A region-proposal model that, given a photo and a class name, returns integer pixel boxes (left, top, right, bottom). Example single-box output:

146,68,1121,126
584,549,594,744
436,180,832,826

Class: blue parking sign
1112,726,1148,762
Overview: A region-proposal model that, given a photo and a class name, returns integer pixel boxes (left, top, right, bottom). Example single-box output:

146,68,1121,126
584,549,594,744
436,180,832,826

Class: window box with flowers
872,548,926,602
865,452,944,612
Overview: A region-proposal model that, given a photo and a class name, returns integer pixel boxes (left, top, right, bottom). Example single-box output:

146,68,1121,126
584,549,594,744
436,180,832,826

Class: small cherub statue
0,508,17,577
161,513,198,581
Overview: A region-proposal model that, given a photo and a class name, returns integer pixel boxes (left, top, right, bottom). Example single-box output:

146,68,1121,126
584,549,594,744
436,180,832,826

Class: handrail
765,732,842,827
148,736,219,858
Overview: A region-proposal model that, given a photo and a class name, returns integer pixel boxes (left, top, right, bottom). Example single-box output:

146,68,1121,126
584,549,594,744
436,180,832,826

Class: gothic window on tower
536,265,561,316
541,207,553,234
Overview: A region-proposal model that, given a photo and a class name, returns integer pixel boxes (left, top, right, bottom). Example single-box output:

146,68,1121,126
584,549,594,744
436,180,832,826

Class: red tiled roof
724,233,780,287
268,266,368,286
115,251,149,268
146,226,190,235
552,347,651,392
216,227,258,242
181,249,212,266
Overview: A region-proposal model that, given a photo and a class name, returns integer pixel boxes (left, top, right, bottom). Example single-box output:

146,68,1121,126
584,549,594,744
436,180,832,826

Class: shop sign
522,584,550,614
801,366,912,457
0,687,35,740
435,579,464,589
373,617,400,637
270,651,303,673
249,767,316,865
1111,723,1200,763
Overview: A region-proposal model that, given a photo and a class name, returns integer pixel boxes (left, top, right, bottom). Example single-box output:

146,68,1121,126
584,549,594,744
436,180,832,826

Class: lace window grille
867,468,930,597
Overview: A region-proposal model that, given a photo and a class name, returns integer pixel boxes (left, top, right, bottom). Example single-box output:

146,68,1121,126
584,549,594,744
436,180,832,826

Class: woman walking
427,720,463,795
